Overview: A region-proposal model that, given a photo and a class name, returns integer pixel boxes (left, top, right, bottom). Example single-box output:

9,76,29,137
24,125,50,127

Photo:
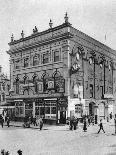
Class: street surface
0,120,116,155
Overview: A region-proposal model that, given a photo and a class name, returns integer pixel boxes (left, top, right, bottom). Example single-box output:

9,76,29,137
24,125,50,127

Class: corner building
7,14,116,124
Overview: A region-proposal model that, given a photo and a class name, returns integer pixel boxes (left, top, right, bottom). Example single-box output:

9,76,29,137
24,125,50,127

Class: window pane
51,107,56,114
40,107,44,115
35,107,39,115
45,107,50,114
54,50,59,62
43,53,49,64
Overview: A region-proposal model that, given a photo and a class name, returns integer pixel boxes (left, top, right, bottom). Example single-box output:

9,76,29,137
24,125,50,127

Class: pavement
0,119,116,155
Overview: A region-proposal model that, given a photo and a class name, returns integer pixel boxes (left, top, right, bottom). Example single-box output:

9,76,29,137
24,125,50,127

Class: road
0,120,116,155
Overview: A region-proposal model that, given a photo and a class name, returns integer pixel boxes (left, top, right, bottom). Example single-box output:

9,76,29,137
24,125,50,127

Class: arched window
16,78,19,94
2,83,5,91
24,76,28,85
33,76,37,93
43,74,48,92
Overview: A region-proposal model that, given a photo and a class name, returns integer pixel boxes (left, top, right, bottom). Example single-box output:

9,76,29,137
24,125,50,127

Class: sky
0,0,116,77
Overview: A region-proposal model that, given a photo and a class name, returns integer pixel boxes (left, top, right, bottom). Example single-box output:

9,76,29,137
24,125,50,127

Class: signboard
48,81,54,89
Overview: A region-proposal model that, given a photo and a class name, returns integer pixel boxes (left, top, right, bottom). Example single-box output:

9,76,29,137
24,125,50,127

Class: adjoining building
6,13,116,124
0,66,12,116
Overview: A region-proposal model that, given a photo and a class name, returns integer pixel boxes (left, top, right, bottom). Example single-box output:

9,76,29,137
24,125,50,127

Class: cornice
7,32,73,54
8,22,72,46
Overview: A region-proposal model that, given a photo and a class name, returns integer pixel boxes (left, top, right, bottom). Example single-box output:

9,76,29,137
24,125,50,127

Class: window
54,50,60,62
90,84,93,98
15,59,20,69
16,79,19,94
24,57,29,68
24,76,28,85
43,52,49,64
43,74,48,92
0,84,1,91
33,76,37,93
2,83,5,91
2,93,5,101
33,55,39,66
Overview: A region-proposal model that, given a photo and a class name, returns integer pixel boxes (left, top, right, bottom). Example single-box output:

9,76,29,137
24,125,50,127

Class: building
6,13,116,124
0,66,11,115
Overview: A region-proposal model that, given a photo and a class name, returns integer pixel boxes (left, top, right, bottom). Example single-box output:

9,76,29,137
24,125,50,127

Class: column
33,101,35,118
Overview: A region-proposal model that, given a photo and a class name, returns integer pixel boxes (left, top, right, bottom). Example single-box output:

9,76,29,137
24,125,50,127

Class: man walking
97,119,105,133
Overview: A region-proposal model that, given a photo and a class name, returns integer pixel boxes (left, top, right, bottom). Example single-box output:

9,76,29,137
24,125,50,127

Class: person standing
6,116,10,127
39,117,43,130
83,119,87,132
97,119,105,133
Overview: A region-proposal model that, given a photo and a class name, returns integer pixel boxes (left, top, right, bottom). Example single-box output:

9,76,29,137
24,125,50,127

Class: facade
0,66,11,115
6,13,116,124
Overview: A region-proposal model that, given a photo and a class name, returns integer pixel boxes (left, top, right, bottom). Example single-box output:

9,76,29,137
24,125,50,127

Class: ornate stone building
6,13,116,123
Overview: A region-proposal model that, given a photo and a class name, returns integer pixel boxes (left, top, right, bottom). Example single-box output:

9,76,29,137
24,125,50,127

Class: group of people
23,116,43,130
69,115,105,134
0,115,10,128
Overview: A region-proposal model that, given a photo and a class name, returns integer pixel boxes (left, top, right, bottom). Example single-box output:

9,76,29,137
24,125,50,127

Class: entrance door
59,111,66,124
89,102,95,116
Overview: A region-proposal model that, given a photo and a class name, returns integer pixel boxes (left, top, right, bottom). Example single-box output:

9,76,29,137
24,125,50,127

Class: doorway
59,111,66,124
89,102,95,116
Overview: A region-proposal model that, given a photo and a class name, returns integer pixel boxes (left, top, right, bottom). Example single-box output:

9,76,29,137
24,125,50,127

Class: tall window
2,83,5,91
2,93,5,101
54,50,60,62
43,74,48,92
33,76,37,93
33,55,39,66
43,52,49,64
16,79,19,94
90,84,93,98
15,59,20,69
24,76,28,85
24,57,29,68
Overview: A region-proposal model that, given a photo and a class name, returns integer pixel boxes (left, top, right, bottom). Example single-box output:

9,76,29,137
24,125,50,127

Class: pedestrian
6,116,10,127
17,149,22,155
73,117,77,130
97,119,105,134
110,112,112,120
0,115,4,128
39,117,43,130
33,117,37,126
83,119,87,132
69,116,74,130
88,116,91,126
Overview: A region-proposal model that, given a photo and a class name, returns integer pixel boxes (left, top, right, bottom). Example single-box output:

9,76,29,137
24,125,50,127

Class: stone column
33,101,35,118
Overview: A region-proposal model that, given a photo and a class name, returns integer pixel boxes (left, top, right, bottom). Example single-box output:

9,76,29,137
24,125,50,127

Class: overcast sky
0,0,116,77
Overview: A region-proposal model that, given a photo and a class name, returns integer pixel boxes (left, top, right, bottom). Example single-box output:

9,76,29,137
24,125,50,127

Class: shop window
35,107,39,115
24,57,29,68
51,107,56,114
90,84,93,98
43,52,49,64
16,79,19,94
54,50,60,62
45,107,50,114
40,107,44,115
